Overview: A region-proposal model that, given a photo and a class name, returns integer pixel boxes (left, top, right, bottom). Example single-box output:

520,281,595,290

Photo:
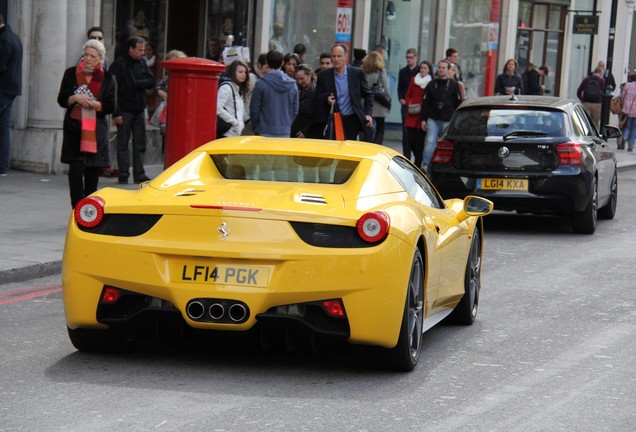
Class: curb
0,260,63,285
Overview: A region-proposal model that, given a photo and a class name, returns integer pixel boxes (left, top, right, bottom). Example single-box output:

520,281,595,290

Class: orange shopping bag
323,102,345,141
333,110,345,141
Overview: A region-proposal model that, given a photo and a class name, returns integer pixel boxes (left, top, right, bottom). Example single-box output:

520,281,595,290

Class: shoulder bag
373,71,392,110
217,83,236,138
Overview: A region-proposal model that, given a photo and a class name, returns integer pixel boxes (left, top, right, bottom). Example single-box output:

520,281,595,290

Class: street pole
600,0,618,134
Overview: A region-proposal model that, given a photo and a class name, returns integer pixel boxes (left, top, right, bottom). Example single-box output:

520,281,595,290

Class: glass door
516,1,566,96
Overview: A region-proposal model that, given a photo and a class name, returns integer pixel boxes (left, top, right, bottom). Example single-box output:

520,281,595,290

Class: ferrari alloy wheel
572,176,597,234
67,327,132,353
387,249,424,372
598,171,617,220
451,229,481,325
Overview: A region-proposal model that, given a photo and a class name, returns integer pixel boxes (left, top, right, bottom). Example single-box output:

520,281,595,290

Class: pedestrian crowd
1,17,633,208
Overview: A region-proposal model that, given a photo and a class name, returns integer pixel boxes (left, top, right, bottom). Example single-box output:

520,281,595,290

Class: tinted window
211,154,359,184
573,105,596,137
389,157,444,209
447,108,567,137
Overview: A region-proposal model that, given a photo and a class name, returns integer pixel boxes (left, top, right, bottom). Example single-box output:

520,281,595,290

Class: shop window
450,0,499,98
368,0,431,125
114,0,164,60
516,0,565,97
266,0,339,69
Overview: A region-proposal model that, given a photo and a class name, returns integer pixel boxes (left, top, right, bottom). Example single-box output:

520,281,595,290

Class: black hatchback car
428,96,620,234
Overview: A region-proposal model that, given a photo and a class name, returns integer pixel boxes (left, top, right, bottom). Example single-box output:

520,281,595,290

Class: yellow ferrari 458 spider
63,137,492,371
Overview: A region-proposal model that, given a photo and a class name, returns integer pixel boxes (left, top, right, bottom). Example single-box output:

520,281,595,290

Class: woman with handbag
362,51,390,144
57,39,116,208
404,60,433,168
217,60,250,138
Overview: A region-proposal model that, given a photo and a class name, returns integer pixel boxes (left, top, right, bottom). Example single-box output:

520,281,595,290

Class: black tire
598,171,617,220
572,176,597,234
386,249,424,372
450,229,481,325
67,326,133,353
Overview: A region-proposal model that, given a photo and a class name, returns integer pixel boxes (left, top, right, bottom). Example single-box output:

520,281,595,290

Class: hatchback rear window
447,108,567,137
211,154,359,184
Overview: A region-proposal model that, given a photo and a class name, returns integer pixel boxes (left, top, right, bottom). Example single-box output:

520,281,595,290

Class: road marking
0,283,62,305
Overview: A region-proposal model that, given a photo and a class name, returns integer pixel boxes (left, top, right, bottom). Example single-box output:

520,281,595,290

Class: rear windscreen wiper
503,130,548,140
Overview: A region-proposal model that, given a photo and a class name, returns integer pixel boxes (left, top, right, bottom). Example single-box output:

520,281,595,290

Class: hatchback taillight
431,139,455,164
556,142,584,166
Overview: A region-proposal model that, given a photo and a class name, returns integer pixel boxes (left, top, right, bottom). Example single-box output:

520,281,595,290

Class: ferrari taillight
556,142,584,166
74,196,105,228
322,300,345,318
431,139,455,164
356,211,389,243
101,286,121,304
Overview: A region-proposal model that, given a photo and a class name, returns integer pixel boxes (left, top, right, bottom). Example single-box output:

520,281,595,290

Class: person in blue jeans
420,59,462,172
0,14,23,176
620,71,636,152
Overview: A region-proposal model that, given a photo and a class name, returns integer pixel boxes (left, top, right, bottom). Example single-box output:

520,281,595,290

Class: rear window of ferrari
210,154,359,184
447,108,567,137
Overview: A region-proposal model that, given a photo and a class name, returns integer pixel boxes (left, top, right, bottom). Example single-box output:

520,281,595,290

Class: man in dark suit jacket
313,44,373,140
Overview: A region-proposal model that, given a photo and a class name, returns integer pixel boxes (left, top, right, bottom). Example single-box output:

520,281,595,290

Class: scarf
73,60,104,153
415,73,432,89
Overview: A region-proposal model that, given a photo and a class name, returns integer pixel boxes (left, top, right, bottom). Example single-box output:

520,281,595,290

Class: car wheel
67,326,132,353
386,249,424,372
572,176,597,234
450,229,481,325
598,171,618,220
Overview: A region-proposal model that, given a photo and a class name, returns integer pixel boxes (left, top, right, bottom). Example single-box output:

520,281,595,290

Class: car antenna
510,93,518,102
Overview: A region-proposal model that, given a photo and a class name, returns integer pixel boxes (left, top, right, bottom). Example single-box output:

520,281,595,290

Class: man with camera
420,59,462,172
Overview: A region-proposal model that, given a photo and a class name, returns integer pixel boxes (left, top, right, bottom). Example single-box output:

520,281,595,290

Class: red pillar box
162,57,226,168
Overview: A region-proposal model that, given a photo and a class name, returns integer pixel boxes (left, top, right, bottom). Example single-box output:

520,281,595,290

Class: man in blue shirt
314,44,373,140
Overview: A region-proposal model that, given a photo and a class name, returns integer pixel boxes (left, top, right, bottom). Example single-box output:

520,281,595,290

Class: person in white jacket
217,60,250,137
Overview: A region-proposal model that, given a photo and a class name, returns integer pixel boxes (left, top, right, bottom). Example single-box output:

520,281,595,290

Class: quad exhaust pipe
186,301,205,320
186,299,249,323
228,303,247,322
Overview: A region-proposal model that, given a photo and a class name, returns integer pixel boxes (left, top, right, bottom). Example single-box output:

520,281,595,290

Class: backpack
583,78,602,102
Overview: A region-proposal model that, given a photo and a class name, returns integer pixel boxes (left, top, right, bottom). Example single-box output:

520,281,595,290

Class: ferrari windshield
211,154,359,184
447,108,567,137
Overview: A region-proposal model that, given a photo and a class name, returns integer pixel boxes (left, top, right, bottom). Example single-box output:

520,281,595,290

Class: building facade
4,0,636,173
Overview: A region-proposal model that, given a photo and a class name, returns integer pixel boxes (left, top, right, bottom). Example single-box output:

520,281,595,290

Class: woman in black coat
57,39,117,208
495,58,524,96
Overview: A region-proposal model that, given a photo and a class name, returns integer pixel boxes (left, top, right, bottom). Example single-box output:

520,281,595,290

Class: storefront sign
573,15,598,35
335,0,353,44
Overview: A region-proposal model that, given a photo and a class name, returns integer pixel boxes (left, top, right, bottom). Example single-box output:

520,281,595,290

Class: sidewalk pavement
1,138,635,284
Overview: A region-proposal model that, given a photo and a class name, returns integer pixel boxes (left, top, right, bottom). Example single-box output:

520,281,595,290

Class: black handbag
372,71,391,110
216,115,232,138
216,82,237,139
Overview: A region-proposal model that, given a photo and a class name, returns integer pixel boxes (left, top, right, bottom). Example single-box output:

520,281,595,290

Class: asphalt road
1,171,635,432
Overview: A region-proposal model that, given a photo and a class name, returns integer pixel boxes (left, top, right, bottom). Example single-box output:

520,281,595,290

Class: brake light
431,139,455,164
101,286,121,304
556,142,584,166
74,196,105,228
322,300,345,318
356,211,390,243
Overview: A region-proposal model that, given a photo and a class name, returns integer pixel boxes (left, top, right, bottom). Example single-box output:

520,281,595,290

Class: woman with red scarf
57,39,116,208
